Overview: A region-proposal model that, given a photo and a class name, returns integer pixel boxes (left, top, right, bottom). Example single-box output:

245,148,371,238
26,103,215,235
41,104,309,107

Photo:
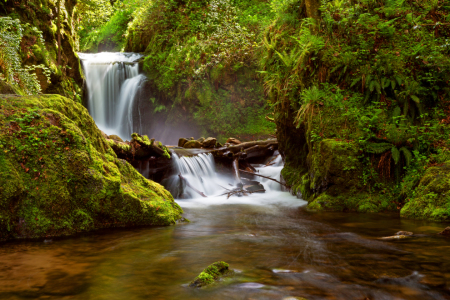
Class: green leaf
391,147,400,165
400,147,412,166
411,95,420,103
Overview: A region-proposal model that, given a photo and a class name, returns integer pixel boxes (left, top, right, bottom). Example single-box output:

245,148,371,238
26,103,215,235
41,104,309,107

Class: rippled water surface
1,192,450,300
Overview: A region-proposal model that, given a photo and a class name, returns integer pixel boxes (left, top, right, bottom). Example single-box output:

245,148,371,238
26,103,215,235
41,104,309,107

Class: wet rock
109,135,124,142
197,137,205,143
178,138,188,147
202,137,217,148
189,261,233,288
184,140,202,148
438,227,450,236
189,137,195,140
216,142,223,148
226,137,242,145
396,231,414,236
379,235,410,240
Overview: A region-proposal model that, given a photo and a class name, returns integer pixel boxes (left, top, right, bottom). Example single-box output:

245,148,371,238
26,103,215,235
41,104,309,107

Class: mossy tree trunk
305,0,320,21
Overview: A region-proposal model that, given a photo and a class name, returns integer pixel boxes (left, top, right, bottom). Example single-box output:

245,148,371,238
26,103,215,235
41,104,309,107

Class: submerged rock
189,261,233,288
439,227,450,236
178,138,188,147
202,137,217,148
0,95,183,241
183,140,202,148
396,231,413,236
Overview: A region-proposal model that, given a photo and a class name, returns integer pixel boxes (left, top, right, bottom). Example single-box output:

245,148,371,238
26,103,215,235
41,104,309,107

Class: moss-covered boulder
189,261,233,288
0,95,183,241
400,163,450,222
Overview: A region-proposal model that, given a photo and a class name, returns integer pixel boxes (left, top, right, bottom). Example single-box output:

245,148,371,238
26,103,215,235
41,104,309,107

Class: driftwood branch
178,174,207,197
239,169,289,187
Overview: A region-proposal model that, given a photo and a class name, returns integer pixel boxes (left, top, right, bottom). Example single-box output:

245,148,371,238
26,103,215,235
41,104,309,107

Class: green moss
401,162,450,221
0,94,183,241
189,261,232,288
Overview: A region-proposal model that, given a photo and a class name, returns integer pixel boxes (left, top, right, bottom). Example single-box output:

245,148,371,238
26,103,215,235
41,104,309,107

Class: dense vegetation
261,0,450,220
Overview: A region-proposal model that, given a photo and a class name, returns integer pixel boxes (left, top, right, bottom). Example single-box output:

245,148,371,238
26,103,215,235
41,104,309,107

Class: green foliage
0,17,51,95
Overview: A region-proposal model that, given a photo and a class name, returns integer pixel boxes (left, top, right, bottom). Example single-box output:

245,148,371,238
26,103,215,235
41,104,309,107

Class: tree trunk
57,0,61,66
305,0,320,21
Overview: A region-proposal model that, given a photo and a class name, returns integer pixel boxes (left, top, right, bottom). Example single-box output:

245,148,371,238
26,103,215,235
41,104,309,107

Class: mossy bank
263,0,450,221
0,94,183,241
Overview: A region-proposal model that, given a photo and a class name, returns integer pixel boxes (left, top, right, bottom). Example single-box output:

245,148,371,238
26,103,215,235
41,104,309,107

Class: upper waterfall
79,52,145,139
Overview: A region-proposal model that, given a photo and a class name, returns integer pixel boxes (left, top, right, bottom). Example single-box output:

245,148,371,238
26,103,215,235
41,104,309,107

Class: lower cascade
79,52,145,139
163,152,285,200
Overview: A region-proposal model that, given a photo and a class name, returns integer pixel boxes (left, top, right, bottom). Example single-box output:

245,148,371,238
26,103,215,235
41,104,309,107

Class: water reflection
0,200,449,299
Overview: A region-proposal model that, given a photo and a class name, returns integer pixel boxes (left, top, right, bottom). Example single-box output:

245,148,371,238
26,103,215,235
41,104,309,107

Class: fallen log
178,174,207,197
239,169,289,188
211,139,278,162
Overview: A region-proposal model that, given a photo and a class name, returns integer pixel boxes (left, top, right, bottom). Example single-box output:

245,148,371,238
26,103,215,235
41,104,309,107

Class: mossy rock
183,140,202,148
189,261,233,288
109,134,124,142
0,94,183,241
178,138,188,147
401,162,450,221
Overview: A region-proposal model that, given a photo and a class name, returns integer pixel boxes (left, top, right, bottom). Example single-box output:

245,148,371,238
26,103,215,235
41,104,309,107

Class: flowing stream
79,52,145,139
1,153,450,299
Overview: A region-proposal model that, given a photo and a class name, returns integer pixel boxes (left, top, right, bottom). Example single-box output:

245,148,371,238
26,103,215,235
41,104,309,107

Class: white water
79,52,145,139
165,153,305,208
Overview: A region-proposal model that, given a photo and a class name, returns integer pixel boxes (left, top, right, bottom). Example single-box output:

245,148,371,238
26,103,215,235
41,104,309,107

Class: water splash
79,52,145,139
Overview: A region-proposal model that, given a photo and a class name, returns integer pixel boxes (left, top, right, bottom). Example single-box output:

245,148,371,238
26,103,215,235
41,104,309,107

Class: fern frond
399,146,412,166
391,147,400,164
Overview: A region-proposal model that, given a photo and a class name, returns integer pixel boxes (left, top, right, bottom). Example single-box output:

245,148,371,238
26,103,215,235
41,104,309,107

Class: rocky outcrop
400,162,450,222
2,0,83,98
0,94,183,241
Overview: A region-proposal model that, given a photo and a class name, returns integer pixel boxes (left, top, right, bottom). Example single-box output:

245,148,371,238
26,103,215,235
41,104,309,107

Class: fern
391,147,400,164
364,142,393,154
399,146,412,166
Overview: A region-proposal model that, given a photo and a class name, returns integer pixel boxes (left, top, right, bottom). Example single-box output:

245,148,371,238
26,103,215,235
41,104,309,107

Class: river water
1,155,449,299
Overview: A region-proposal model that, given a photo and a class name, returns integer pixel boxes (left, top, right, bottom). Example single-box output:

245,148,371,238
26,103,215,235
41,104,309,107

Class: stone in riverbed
184,140,202,148
439,227,450,236
178,138,188,147
197,137,205,143
189,261,233,288
202,137,217,148
396,231,413,236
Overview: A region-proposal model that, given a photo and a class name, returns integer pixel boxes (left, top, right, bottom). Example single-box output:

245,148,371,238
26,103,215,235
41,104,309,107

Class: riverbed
0,191,449,299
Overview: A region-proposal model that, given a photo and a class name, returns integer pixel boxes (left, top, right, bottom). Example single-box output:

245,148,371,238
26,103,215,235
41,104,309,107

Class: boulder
226,137,241,145
178,138,188,147
109,134,124,142
184,140,202,148
0,94,183,241
189,261,233,288
197,137,205,143
202,137,217,148
216,142,223,148
439,227,450,236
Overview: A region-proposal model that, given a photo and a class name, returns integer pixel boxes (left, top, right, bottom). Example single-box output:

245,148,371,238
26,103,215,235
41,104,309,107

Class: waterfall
164,153,223,198
79,52,145,139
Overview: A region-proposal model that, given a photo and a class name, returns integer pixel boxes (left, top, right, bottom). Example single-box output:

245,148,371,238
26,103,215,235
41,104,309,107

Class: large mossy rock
284,139,394,213
0,95,183,241
400,162,450,221
189,261,232,288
